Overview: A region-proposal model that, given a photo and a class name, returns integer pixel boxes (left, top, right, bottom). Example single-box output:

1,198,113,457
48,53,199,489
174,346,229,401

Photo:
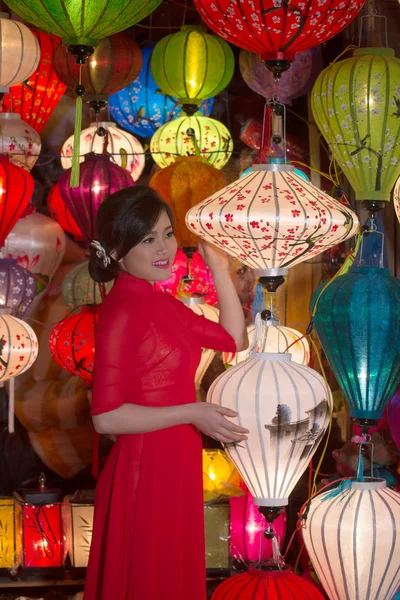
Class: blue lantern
312,266,400,421
109,44,214,139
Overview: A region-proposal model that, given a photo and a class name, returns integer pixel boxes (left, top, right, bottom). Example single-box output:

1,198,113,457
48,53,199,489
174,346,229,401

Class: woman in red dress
84,187,249,600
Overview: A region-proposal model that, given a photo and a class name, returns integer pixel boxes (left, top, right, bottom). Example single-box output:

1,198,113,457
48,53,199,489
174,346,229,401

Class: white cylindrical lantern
63,490,95,568
0,14,40,93
302,479,400,600
60,121,145,181
208,352,330,506
0,113,41,171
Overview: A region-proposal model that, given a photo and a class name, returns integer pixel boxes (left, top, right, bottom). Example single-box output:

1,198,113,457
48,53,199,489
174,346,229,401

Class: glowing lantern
58,153,134,245
0,113,41,172
312,48,400,211
202,449,242,502
62,262,113,310
0,314,38,382
47,183,84,241
211,567,325,600
0,259,36,317
0,14,40,93
2,31,67,133
61,122,145,181
0,498,17,568
0,157,34,247
193,0,364,75
49,305,99,386
186,163,359,280
150,156,226,249
109,44,214,139
302,479,400,600
151,26,234,110
63,490,95,568
393,176,400,224
312,266,400,422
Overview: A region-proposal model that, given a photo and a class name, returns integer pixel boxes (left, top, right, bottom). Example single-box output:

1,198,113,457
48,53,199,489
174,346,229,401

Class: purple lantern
230,487,287,563
239,47,323,105
0,258,36,316
388,387,400,451
58,153,134,245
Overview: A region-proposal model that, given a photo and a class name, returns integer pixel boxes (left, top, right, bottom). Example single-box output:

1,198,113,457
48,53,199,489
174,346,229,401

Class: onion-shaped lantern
0,259,36,317
312,266,400,423
61,122,145,181
151,113,233,170
47,183,84,241
0,113,41,172
62,262,113,310
0,14,40,93
302,479,400,600
0,157,34,247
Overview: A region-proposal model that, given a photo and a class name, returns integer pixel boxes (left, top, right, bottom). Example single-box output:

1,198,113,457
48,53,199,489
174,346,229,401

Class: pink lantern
388,387,400,451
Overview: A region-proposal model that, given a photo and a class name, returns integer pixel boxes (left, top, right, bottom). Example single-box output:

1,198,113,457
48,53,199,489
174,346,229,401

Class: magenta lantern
388,387,400,451
58,153,134,244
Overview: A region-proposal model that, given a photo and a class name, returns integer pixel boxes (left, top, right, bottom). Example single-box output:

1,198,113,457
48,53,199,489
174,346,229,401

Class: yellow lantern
150,113,233,170
202,448,242,502
0,497,17,569
0,14,40,93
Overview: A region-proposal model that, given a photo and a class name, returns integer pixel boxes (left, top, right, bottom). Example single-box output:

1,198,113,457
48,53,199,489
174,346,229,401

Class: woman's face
119,210,178,283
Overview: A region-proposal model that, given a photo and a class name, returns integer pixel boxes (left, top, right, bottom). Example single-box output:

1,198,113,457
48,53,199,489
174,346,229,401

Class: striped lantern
302,479,400,600
0,14,40,93
223,323,310,367
0,113,41,172
207,351,330,507
0,258,36,316
186,163,359,278
62,262,113,310
394,176,400,225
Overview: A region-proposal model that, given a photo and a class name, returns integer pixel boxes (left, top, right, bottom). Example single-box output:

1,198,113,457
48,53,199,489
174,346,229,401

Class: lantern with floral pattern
0,113,41,172
62,262,113,310
0,258,36,317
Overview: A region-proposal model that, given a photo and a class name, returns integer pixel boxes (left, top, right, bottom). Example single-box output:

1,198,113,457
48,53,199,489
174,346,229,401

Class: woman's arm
198,240,248,351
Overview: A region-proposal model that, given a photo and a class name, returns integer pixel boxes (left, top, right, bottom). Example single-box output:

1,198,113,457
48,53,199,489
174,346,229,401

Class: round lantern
0,314,38,381
0,13,40,93
150,113,233,170
223,322,310,367
49,305,99,385
388,387,400,451
61,122,145,181
393,175,400,225
312,266,400,422
240,47,323,105
0,157,34,247
109,44,214,139
58,153,134,245
151,26,234,109
150,156,226,248
202,449,242,502
62,261,113,310
312,48,400,211
211,567,325,600
186,163,359,278
47,183,84,240
193,0,364,75
0,113,41,172
0,259,36,317
2,31,67,133
302,479,400,600
207,350,330,508
54,33,142,113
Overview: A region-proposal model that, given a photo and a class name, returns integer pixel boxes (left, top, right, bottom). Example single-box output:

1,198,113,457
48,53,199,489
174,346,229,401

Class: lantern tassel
251,283,265,322
8,377,15,433
272,534,281,567
70,94,83,188
321,479,352,502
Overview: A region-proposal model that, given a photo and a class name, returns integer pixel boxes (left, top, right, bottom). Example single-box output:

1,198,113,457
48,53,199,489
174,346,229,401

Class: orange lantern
150,156,225,251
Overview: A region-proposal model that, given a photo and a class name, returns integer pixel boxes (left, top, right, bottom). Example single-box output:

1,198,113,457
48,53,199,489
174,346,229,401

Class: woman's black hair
88,186,174,283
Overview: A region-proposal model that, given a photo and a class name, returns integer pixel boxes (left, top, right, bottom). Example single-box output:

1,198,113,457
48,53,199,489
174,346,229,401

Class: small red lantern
2,31,67,133
0,156,34,247
47,183,84,241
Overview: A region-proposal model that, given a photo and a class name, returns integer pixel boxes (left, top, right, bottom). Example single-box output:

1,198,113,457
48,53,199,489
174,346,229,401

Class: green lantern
312,48,400,211
62,262,113,310
150,26,234,112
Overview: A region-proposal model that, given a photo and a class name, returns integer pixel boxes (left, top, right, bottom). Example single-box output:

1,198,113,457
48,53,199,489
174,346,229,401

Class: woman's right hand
187,402,249,443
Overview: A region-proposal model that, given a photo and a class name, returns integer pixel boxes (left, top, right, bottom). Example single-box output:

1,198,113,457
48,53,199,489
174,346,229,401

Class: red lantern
53,32,142,113
212,567,325,600
0,156,34,247
2,31,67,134
47,183,84,241
49,305,99,386
193,0,364,75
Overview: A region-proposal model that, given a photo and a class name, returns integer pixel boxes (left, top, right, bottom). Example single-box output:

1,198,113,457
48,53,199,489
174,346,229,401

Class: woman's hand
198,239,229,274
187,402,249,443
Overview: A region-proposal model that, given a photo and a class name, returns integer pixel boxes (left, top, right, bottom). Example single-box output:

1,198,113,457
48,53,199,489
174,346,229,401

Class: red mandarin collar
115,271,154,294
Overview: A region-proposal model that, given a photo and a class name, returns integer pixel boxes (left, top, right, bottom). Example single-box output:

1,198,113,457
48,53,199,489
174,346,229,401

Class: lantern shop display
302,479,400,600
0,497,17,568
211,567,325,600
0,157,34,247
312,266,400,422
109,44,214,139
0,13,40,93
0,258,36,317
61,122,145,181
202,449,242,503
151,26,234,109
62,261,113,310
151,113,233,170
47,183,84,241
0,113,41,172
392,174,400,225
2,31,67,133
204,504,230,570
63,490,95,568
150,156,226,249
312,48,400,211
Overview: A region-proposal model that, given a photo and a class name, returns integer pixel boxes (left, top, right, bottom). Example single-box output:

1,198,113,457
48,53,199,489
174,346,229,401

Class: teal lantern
312,267,400,422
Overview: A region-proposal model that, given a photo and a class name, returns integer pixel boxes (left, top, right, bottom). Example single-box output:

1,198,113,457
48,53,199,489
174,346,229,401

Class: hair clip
91,240,111,268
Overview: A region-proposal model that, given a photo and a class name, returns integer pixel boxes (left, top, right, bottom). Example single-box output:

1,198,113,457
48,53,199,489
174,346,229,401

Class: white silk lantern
0,113,41,172
0,14,40,93
186,163,359,280
302,479,400,600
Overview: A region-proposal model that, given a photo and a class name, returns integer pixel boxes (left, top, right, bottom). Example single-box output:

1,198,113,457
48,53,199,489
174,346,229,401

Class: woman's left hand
198,239,229,273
